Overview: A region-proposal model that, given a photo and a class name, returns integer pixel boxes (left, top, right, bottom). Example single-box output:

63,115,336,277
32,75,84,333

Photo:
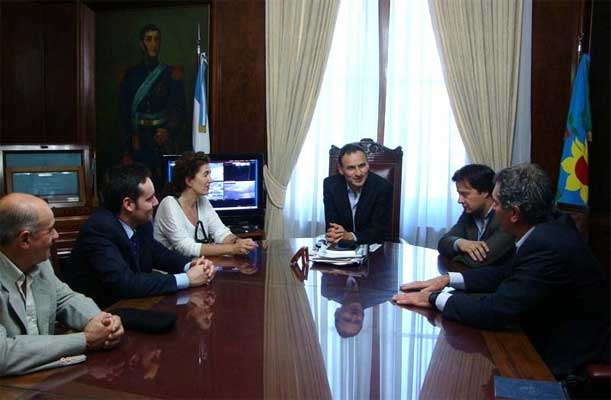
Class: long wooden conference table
0,239,554,399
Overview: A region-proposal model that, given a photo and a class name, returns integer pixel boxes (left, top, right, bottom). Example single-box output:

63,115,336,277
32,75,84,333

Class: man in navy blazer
323,144,393,244
393,164,610,377
66,163,215,309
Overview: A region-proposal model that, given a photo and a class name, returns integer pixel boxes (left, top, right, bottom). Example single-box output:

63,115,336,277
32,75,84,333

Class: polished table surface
0,239,554,399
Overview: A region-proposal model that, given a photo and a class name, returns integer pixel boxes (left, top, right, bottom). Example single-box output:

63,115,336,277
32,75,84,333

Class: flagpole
193,22,211,154
196,23,202,67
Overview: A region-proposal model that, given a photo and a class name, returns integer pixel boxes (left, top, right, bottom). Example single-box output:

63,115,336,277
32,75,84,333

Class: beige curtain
263,241,332,399
264,0,340,239
429,0,523,170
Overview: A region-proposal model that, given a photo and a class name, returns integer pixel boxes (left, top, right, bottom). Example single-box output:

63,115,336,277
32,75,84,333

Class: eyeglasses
195,220,215,244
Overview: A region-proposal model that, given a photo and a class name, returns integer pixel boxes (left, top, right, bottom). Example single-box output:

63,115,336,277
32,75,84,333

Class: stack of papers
311,244,368,266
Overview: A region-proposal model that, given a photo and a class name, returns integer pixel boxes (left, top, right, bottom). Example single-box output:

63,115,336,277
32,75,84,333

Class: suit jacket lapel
114,218,140,272
31,273,53,334
0,279,27,333
482,212,499,240
336,180,354,231
0,255,28,332
354,178,374,231
466,215,479,240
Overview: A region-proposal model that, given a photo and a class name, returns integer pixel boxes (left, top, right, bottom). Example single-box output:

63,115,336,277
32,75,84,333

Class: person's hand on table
187,257,216,286
325,223,352,244
102,314,124,349
85,312,124,350
392,291,432,308
456,239,489,262
232,238,258,255
399,274,449,293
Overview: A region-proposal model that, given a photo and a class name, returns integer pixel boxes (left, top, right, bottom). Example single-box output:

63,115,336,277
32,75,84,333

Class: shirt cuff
175,273,190,290
452,238,460,252
183,262,191,273
448,272,465,289
435,292,452,311
351,233,357,241
176,292,190,305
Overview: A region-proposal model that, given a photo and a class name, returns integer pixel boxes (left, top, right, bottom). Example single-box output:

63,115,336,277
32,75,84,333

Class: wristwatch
428,291,441,308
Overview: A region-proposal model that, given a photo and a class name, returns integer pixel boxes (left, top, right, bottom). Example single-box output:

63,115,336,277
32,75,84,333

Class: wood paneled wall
587,0,610,276
531,0,583,185
0,2,78,144
210,0,266,156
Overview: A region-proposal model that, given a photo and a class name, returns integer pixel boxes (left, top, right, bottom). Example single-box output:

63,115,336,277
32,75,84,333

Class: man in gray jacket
0,193,124,376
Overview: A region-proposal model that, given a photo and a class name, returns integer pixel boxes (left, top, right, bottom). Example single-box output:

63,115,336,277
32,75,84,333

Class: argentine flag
193,53,210,153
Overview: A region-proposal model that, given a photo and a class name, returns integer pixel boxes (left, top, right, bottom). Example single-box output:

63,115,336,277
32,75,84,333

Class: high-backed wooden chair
50,229,80,281
329,138,403,242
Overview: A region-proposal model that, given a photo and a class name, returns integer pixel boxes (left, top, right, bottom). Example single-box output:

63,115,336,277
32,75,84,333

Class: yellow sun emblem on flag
561,136,589,203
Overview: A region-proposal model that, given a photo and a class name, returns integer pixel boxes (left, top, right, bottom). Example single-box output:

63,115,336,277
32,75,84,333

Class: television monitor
0,144,93,208
6,166,85,204
163,153,264,222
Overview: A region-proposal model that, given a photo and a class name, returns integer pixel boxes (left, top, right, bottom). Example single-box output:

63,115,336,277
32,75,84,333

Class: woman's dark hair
172,151,210,193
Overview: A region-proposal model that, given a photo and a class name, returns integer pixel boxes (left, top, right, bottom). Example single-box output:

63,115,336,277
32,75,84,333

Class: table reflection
301,242,443,400
0,239,534,400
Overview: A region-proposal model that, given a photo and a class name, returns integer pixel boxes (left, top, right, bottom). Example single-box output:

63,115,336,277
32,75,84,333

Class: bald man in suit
0,193,124,376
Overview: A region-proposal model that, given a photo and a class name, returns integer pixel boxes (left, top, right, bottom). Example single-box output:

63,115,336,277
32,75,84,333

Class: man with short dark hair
65,163,214,309
438,164,514,267
323,143,393,244
394,164,610,378
0,193,124,376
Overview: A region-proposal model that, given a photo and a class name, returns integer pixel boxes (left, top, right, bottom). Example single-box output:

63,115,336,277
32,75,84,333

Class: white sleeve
448,272,466,289
154,197,201,257
200,197,232,243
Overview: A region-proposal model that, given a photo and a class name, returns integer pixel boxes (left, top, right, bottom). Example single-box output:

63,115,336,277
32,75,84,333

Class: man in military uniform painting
119,24,186,188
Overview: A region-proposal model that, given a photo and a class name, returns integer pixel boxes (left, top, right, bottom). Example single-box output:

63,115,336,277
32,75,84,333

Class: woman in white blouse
154,151,258,257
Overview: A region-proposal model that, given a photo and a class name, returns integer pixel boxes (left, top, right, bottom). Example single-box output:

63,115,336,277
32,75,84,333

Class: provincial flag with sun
557,54,591,207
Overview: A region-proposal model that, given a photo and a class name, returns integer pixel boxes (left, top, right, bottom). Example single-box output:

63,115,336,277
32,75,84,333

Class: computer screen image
208,160,257,210
9,169,82,203
164,153,264,216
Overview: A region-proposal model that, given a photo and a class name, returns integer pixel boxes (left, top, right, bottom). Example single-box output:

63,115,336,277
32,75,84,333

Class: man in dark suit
393,164,610,377
438,164,514,267
321,261,398,338
65,163,214,309
323,144,393,244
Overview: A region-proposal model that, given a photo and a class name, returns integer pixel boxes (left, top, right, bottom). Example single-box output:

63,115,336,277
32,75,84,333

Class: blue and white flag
193,53,210,153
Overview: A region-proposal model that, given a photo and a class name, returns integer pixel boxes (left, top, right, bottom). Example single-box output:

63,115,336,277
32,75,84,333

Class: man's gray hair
495,164,555,226
0,202,40,246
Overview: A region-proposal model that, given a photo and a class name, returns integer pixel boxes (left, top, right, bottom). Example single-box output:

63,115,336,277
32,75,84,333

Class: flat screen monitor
7,166,84,204
164,153,264,217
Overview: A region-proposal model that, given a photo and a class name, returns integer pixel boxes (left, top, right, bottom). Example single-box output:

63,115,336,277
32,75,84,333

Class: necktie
130,234,141,272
